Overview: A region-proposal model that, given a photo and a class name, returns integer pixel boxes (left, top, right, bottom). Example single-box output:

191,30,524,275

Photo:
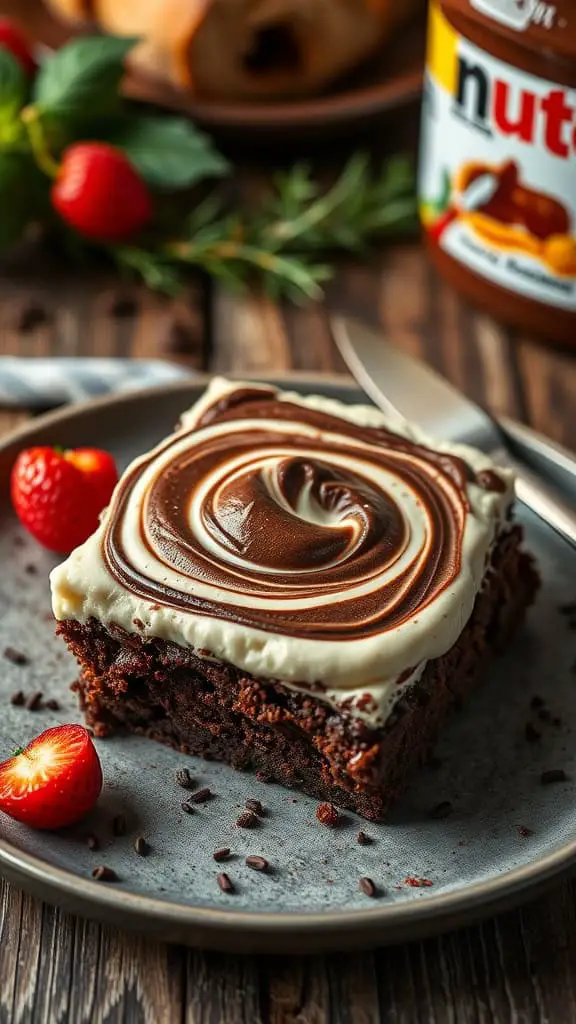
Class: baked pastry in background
46,0,423,100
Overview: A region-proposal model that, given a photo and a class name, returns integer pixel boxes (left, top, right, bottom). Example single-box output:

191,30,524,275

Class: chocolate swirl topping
103,385,474,641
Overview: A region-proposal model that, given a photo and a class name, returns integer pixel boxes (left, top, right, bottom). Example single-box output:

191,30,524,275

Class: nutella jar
419,0,576,347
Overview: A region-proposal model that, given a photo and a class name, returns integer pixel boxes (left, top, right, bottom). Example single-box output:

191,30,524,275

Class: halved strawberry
0,725,102,830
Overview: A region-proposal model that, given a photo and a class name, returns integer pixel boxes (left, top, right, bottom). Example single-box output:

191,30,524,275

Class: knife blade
332,315,576,549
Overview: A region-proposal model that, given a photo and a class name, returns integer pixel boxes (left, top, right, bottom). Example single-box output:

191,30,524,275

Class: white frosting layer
50,378,514,725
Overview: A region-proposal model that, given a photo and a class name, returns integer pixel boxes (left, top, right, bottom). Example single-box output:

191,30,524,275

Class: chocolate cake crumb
236,810,258,829
525,723,541,743
25,563,38,575
217,872,234,894
134,836,149,857
112,814,126,837
4,647,29,666
181,802,195,814
316,802,340,828
213,848,231,862
132,618,145,630
92,866,118,882
245,798,264,817
518,826,533,838
10,691,25,707
429,801,453,819
175,768,194,789
530,695,545,710
255,771,272,783
246,855,268,872
86,834,99,851
189,787,212,804
541,769,567,785
45,699,60,711
357,830,372,845
359,877,377,898
25,692,43,711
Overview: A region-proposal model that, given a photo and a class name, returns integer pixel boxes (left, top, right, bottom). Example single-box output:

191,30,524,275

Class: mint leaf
0,48,26,125
0,152,43,249
33,36,138,119
106,116,229,190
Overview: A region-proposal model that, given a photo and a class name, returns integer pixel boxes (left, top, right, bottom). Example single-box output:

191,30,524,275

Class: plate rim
0,372,575,953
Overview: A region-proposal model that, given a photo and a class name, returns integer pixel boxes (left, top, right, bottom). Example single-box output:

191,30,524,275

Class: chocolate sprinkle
525,723,541,743
246,855,268,872
245,798,264,817
213,848,231,862
359,877,377,898
429,801,454,820
175,768,195,789
10,691,25,707
25,692,43,711
357,830,372,845
134,836,149,857
316,802,340,828
541,769,568,785
4,647,28,666
217,872,234,893
92,866,118,882
236,810,258,829
189,787,212,804
112,814,126,837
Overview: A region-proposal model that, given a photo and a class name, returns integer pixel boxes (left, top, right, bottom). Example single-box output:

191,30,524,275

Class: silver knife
332,316,576,549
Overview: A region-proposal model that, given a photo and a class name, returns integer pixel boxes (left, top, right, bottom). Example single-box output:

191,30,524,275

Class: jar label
420,2,576,311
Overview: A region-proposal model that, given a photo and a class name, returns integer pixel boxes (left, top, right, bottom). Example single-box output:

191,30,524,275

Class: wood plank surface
0,244,575,1023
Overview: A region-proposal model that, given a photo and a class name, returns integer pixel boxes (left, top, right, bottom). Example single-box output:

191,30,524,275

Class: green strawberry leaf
105,116,230,190
33,36,138,120
0,48,27,126
0,151,44,250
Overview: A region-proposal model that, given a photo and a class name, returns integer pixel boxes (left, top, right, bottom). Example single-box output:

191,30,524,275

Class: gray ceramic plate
0,375,575,954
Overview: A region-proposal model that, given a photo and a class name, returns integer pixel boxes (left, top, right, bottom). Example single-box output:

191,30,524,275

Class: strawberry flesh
0,725,102,830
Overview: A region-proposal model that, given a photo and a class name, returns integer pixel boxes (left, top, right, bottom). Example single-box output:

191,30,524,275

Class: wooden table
0,246,575,1023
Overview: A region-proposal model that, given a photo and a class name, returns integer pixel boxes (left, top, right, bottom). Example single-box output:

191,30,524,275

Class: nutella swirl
51,379,514,718
103,385,474,640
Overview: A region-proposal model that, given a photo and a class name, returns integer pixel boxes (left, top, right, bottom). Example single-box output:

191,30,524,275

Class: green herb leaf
0,151,43,250
105,116,229,190
33,36,138,119
0,48,27,127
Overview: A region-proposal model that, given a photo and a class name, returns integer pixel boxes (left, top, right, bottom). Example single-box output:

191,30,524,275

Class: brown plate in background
8,0,425,141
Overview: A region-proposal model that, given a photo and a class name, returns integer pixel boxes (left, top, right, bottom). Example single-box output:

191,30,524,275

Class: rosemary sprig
114,153,418,303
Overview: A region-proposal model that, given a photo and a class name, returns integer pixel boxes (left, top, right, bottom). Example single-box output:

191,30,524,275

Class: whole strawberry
52,143,152,242
11,445,118,553
0,17,37,77
0,725,102,830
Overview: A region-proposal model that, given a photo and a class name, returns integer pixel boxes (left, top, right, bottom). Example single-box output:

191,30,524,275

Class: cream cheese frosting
50,378,514,725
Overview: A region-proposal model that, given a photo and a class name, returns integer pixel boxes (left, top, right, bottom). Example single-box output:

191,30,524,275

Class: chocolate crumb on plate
213,847,231,862
246,855,269,872
518,826,534,838
25,692,43,711
541,769,568,785
357,830,372,845
175,767,195,789
86,834,99,851
112,814,126,837
44,698,60,711
525,723,541,743
10,691,25,707
429,801,454,820
181,802,195,814
25,563,38,575
4,647,29,666
217,872,234,893
316,802,340,828
134,836,150,857
92,866,118,882
359,877,377,898
236,810,259,829
188,787,212,804
245,798,264,817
